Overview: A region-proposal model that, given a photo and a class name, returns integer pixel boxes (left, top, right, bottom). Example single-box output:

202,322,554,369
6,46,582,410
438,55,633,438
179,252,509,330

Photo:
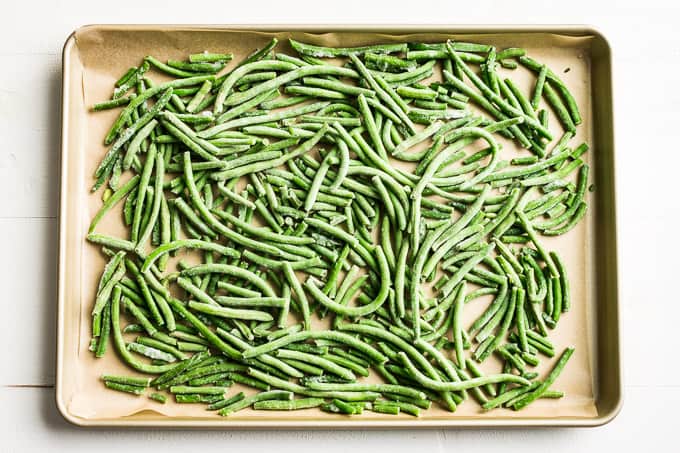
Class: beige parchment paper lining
60,26,598,423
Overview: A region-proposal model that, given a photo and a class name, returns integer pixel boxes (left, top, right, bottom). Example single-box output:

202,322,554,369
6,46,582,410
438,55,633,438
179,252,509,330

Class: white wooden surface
1,0,678,450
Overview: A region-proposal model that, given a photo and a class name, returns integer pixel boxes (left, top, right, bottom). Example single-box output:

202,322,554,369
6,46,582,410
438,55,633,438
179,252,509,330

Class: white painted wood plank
0,53,61,218
610,20,680,388
0,218,57,385
0,385,676,452
0,0,678,56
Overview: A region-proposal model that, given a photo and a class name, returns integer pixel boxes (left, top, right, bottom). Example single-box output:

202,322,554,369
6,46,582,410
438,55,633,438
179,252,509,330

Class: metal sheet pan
56,25,620,427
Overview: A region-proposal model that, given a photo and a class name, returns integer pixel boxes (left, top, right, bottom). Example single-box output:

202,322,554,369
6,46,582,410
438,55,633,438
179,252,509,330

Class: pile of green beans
88,39,586,416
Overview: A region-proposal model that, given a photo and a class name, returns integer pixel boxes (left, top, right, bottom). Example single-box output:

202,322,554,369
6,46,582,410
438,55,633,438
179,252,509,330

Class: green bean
94,294,112,355
177,342,208,353
446,42,552,140
104,381,145,395
109,288,175,373
516,211,558,277
214,61,293,110
172,198,216,238
523,255,547,303
187,300,273,322
135,151,165,254
514,288,530,352
214,296,287,309
106,75,213,145
361,97,401,126
281,261,312,331
542,202,587,236
114,67,139,89
204,391,244,411
497,47,526,60
398,352,530,391
181,155,284,255
482,381,540,411
357,93,387,159
86,234,135,253
226,39,278,78
218,390,293,416
303,154,333,212
248,367,377,402
89,175,140,233
100,84,172,174
185,80,214,113
146,56,200,78
290,39,407,57
127,341,176,362
322,243,350,297
306,382,425,400
175,393,226,404
363,52,412,72
481,287,520,361
142,239,240,273
212,328,303,379
452,282,467,369
242,250,324,272
101,374,151,387
135,336,186,360
209,125,328,180
285,85,347,100
253,397,325,411
212,210,312,247
166,298,240,359
504,78,536,120
383,400,422,416
406,49,484,63
439,243,495,298
190,52,233,63
234,71,278,88
339,323,458,410
301,116,361,127
148,392,167,403
371,60,438,85
511,347,574,410
457,359,492,399
224,66,358,109
216,89,280,125
275,349,355,380
323,399,360,414
93,95,136,111
520,56,581,124
393,241,410,319
170,385,228,395
348,54,416,133
472,280,508,339
304,247,389,317
121,297,156,336
550,251,570,313
530,64,549,110
91,255,127,320
391,120,442,161
150,351,211,387
242,330,387,364
333,264,362,307
259,93,309,109
129,145,158,243
541,82,576,133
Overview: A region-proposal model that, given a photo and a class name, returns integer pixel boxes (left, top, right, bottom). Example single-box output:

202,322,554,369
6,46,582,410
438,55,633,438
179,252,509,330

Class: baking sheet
57,25,616,427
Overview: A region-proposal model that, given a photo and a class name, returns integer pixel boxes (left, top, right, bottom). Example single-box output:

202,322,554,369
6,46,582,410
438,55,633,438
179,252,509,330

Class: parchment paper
61,26,598,423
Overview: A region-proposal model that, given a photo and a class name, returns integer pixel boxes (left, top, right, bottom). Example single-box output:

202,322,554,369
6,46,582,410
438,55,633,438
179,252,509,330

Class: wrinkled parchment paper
60,26,599,424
